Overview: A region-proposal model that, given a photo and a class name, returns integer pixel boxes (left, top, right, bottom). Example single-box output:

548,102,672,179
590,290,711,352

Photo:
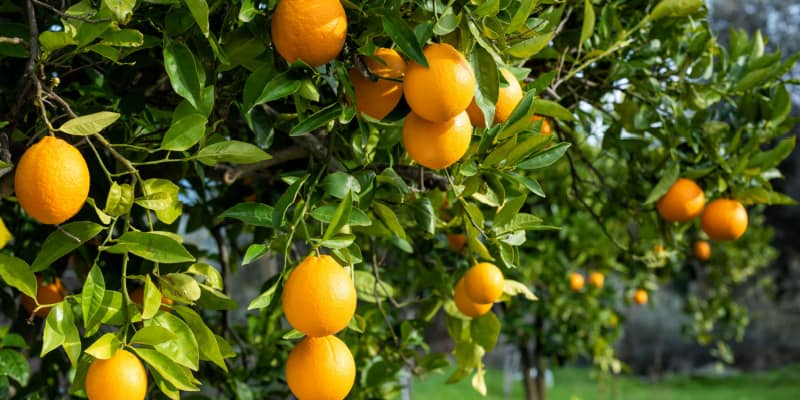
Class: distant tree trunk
520,316,548,400
519,335,537,400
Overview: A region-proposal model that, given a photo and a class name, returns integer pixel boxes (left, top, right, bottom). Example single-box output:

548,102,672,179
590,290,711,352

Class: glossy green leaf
58,112,120,136
382,14,427,67
31,221,103,272
0,255,36,299
175,306,227,371
322,192,352,242
649,0,704,21
470,313,500,352
183,0,209,35
310,205,372,227
131,326,178,346
272,175,308,228
220,202,274,227
373,202,408,241
644,164,680,205
244,70,301,111
81,264,106,330
161,113,207,151
290,103,343,136
107,231,196,264
322,172,362,199
42,302,81,367
0,349,29,385
159,273,201,302
580,0,596,46
132,347,200,391
84,333,121,360
144,312,200,371
242,244,269,266
196,141,271,166
517,143,571,170
164,42,204,109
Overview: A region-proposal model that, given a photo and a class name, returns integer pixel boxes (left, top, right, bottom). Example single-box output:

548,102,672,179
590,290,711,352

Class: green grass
410,364,800,400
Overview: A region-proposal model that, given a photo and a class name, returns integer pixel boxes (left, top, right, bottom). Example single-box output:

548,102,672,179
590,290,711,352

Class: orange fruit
454,278,492,318
693,240,711,261
286,335,355,400
569,272,585,292
462,262,504,304
85,348,147,400
271,0,347,67
633,289,648,305
349,48,406,120
14,136,90,225
701,199,748,241
588,272,604,289
447,233,467,252
656,178,706,222
531,115,552,135
130,286,173,311
281,255,357,337
404,43,476,122
655,244,665,254
20,275,67,318
466,68,523,127
402,111,472,169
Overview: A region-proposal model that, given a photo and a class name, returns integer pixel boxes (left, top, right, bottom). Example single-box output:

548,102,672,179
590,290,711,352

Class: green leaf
132,348,200,391
161,113,207,151
517,143,571,170
220,202,274,227
244,70,301,111
433,7,461,36
747,136,796,170
310,206,372,227
159,273,201,302
382,15,427,67
0,255,36,299
272,175,308,228
290,103,343,136
242,244,269,265
108,231,196,264
141,275,162,320
58,112,120,136
84,333,121,360
238,0,259,22
182,0,209,35
507,32,553,59
580,0,596,46
373,202,408,241
144,312,200,371
649,0,704,21
99,29,144,47
322,192,352,242
81,265,106,331
131,326,178,346
736,187,798,206
322,172,362,199
644,164,680,205
353,270,395,303
532,99,574,121
103,0,136,22
196,141,271,166
248,279,278,310
470,313,500,352
143,179,183,225
42,302,81,367
174,306,227,371
186,263,223,290
734,67,774,92
503,279,537,300
164,42,204,109
0,349,29,385
104,182,134,217
412,198,436,237
453,341,484,370
470,47,499,126
196,284,238,310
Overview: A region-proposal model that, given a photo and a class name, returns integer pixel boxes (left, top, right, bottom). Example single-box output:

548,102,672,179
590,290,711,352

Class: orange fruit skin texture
404,43,476,122
588,272,605,289
271,0,347,68
701,199,748,241
20,276,66,318
531,115,552,135
656,178,706,222
281,255,357,337
463,262,504,304
693,240,711,261
447,233,467,252
569,272,585,292
130,286,173,311
85,349,147,400
454,279,492,318
633,289,649,305
466,69,523,128
14,136,90,225
349,48,406,120
286,335,356,400
402,111,472,169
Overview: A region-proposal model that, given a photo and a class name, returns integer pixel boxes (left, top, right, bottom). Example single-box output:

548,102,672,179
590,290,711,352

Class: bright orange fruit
466,68,523,127
271,0,347,67
286,335,356,400
454,278,492,318
462,262,504,304
403,43,476,122
85,349,147,400
693,240,711,260
701,199,748,241
349,48,406,120
569,272,585,292
20,275,67,318
656,178,706,222
402,111,472,169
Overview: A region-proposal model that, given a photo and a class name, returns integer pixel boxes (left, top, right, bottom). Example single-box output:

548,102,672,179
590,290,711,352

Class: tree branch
31,0,111,23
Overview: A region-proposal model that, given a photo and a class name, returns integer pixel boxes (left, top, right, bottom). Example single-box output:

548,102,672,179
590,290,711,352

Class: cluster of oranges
568,271,648,305
453,262,505,318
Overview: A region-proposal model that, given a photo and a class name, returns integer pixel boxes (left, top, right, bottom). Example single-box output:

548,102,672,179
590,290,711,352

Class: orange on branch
466,68,523,127
20,275,67,318
271,0,347,67
404,43,476,122
701,199,748,241
693,240,711,260
85,349,147,400
569,272,585,292
286,335,356,400
462,262,504,304
349,48,406,120
454,279,492,318
656,178,705,222
402,111,472,169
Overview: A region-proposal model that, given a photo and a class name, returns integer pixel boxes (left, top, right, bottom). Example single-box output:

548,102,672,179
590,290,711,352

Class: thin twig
371,238,399,345
31,0,111,23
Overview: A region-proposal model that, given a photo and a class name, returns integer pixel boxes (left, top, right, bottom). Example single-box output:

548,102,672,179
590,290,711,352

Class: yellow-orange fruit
286,335,355,400
454,279,492,318
466,68,523,127
85,349,147,400
20,275,67,318
281,255,357,337
656,178,706,222
462,262,504,304
588,272,605,289
447,234,467,252
14,136,90,225
349,48,406,120
633,289,648,305
693,240,711,260
402,111,472,169
531,115,552,135
404,43,476,122
569,272,585,292
701,199,748,241
271,0,347,67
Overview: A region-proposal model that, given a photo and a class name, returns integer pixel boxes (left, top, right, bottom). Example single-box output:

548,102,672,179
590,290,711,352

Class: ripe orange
281,255,357,337
271,0,347,67
447,233,467,252
588,272,604,289
462,262,504,304
656,178,705,222
466,68,523,127
701,199,748,241
693,240,711,261
402,111,472,169
531,115,552,135
404,43,476,122
85,349,147,400
130,286,173,311
21,275,67,318
569,272,585,292
454,278,492,318
633,289,648,305
349,48,406,120
286,335,355,400
14,136,90,225
655,244,665,254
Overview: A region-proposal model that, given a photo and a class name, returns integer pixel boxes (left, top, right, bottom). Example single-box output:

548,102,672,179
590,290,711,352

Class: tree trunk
519,335,538,400
535,356,547,400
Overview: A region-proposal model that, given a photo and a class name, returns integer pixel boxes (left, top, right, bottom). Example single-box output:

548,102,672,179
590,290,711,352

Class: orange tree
0,0,796,399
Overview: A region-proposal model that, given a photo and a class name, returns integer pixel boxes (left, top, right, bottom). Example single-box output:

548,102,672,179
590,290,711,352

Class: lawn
410,364,800,400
